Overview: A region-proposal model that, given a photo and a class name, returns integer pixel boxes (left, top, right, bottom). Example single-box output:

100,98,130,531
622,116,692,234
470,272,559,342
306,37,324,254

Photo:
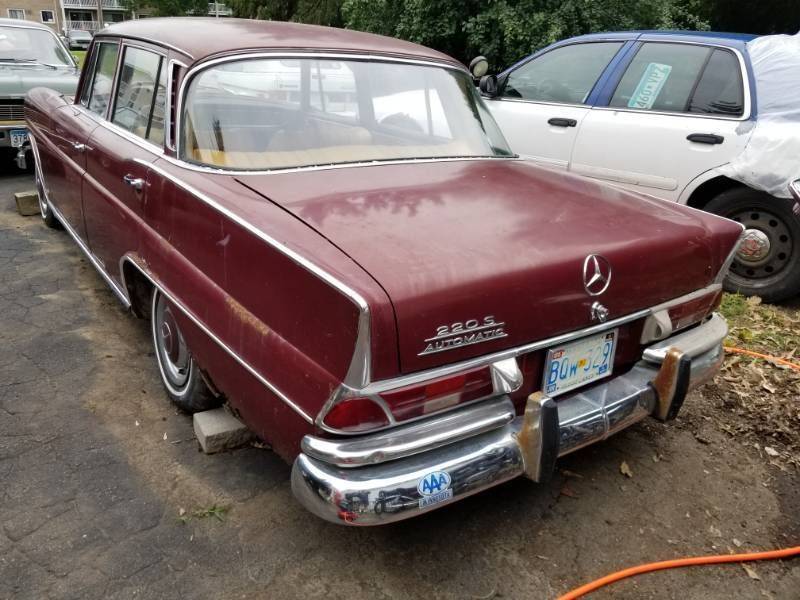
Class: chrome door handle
122,174,144,191
71,141,86,152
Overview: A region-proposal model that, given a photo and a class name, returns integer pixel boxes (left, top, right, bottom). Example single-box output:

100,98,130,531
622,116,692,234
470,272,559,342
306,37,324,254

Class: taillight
641,286,723,343
381,366,494,422
321,366,497,433
322,398,390,433
667,288,722,331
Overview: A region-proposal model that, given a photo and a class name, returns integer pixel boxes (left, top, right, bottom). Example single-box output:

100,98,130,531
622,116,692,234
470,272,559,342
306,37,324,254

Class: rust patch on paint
225,295,271,338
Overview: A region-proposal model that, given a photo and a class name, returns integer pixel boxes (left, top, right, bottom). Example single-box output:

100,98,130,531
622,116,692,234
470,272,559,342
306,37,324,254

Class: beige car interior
186,109,468,170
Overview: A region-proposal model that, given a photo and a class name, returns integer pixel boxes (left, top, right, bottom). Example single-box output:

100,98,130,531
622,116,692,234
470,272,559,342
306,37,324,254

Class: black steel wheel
706,187,800,303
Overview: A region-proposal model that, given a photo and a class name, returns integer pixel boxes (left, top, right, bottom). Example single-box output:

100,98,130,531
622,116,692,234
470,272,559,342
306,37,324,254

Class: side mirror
479,74,498,98
468,55,489,79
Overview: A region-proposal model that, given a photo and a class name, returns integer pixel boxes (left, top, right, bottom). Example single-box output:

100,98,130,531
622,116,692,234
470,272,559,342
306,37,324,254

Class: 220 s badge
418,315,507,356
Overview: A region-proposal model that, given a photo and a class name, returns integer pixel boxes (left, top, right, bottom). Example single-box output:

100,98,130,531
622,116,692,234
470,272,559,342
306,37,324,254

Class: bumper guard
292,314,727,525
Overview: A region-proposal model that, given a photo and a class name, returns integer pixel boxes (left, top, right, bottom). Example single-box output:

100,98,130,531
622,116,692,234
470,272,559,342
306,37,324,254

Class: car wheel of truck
706,188,800,303
151,290,221,413
34,158,61,229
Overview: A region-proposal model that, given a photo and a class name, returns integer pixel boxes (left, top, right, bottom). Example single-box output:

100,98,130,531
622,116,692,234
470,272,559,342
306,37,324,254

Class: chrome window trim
600,41,752,122
488,97,589,109
165,59,188,151
137,157,373,389
94,33,195,60
174,51,483,175
81,40,121,115
29,133,131,308
158,153,518,175
119,256,314,424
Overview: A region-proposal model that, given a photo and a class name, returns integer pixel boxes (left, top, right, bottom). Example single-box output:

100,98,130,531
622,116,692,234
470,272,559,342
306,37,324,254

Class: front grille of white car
0,101,25,121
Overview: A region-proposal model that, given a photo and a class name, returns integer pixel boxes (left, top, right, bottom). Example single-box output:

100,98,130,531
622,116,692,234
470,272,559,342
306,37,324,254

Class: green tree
122,0,208,17
343,0,710,71
227,0,343,25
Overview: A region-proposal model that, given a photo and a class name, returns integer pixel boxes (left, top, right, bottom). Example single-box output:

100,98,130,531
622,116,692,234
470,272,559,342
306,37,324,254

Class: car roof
98,17,462,68
0,18,55,32
565,30,758,49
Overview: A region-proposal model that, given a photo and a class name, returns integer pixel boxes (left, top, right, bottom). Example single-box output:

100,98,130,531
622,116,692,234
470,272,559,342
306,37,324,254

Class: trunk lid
237,160,741,374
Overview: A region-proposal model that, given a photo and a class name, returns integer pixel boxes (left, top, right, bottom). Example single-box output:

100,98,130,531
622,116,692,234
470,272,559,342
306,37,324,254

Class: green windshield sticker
628,62,672,110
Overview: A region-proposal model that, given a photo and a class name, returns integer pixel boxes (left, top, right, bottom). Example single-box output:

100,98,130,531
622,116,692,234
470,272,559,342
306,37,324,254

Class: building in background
0,0,232,34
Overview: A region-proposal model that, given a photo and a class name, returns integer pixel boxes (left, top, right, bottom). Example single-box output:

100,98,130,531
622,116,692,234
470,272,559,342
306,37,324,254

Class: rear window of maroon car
181,58,513,170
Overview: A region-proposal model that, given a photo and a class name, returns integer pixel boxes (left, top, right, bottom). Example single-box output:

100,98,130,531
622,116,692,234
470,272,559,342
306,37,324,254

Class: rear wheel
705,188,800,303
33,157,60,229
151,290,221,413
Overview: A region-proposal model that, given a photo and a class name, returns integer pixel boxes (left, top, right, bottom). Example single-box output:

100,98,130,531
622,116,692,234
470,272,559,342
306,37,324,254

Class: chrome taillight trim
304,395,516,468
715,227,746,285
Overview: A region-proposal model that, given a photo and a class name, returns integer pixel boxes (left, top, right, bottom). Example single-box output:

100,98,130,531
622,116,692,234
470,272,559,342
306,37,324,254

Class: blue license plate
10,129,27,148
543,329,617,396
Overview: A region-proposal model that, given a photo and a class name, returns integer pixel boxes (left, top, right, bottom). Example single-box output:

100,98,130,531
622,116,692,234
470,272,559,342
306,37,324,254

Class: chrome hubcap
737,228,771,264
155,297,190,389
729,209,792,280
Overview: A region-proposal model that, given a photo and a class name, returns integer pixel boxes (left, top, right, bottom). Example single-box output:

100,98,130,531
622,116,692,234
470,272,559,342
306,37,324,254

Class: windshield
0,26,73,66
182,58,513,170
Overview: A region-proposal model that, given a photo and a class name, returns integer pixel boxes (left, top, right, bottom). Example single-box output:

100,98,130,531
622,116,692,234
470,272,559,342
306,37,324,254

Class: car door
35,43,109,242
81,42,167,288
569,41,753,201
483,41,625,169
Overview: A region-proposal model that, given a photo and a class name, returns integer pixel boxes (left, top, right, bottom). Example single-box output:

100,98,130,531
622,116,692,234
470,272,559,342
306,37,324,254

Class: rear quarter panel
133,160,396,458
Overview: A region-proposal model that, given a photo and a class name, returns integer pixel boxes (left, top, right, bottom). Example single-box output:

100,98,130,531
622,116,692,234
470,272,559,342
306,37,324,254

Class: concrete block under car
193,407,255,454
15,191,39,217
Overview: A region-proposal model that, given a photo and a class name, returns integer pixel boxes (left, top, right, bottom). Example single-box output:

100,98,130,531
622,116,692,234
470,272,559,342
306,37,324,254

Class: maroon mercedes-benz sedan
26,18,743,525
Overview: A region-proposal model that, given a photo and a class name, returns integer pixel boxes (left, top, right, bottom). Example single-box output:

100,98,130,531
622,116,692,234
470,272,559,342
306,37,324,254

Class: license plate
10,129,27,148
543,329,617,397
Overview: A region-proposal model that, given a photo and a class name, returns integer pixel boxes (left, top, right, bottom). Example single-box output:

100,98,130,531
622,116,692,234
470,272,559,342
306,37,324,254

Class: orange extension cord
724,346,800,371
557,345,800,599
557,546,800,599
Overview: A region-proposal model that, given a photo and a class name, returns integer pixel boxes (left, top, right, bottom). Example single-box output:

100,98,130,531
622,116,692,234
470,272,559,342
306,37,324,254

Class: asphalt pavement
1,166,798,600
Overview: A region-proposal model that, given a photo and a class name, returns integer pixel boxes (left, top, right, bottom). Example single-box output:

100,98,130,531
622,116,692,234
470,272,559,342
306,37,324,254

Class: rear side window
688,49,744,116
611,43,744,116
84,42,119,116
502,42,623,105
112,46,166,143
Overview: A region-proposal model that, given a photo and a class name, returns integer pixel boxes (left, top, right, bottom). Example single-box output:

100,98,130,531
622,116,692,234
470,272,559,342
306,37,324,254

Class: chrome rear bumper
292,314,727,525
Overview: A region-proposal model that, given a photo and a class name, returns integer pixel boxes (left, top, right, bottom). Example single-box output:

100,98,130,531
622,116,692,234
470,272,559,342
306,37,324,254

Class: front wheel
151,290,221,413
706,188,800,303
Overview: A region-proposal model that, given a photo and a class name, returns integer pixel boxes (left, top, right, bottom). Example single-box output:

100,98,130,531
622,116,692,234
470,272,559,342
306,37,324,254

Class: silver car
0,18,78,164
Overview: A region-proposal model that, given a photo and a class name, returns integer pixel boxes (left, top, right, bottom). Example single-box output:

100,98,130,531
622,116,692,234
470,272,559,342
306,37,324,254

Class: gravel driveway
1,168,798,600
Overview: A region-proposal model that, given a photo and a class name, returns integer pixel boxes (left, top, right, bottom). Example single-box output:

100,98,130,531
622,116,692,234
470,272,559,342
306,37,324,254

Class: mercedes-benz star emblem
582,254,612,296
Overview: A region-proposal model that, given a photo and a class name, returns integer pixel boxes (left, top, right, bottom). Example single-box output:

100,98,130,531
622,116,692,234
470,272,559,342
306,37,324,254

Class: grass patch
178,504,229,524
720,292,800,356
72,50,87,68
